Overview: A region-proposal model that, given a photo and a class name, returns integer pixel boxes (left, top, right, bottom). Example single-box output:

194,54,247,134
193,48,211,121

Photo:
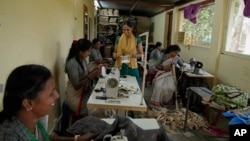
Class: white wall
150,12,166,44
153,0,250,92
0,0,95,130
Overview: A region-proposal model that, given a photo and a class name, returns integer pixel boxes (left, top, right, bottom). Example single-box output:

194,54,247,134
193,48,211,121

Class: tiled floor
142,83,229,141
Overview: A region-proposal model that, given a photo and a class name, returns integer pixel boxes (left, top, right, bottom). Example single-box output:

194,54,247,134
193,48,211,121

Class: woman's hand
78,132,98,141
91,68,101,77
113,53,118,59
96,63,105,69
156,65,163,70
179,66,184,72
163,64,172,72
131,54,137,58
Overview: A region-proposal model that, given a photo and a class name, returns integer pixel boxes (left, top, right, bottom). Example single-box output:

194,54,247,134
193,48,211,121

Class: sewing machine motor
105,68,120,98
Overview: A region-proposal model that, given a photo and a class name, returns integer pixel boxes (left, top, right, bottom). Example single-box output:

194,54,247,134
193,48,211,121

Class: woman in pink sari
149,45,181,109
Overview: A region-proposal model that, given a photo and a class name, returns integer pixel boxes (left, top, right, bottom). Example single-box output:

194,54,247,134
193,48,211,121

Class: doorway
166,11,173,47
83,5,89,39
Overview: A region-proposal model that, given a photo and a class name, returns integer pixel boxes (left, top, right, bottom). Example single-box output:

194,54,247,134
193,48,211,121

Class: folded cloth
244,0,250,17
184,3,201,24
223,111,250,125
64,115,170,141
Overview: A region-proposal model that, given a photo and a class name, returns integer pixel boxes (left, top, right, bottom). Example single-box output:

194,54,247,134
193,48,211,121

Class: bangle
74,135,80,141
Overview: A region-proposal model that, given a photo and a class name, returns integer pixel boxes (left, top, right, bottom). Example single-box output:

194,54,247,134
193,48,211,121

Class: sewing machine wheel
107,78,119,88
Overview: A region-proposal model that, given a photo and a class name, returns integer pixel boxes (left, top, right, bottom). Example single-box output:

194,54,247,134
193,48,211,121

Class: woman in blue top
113,17,143,84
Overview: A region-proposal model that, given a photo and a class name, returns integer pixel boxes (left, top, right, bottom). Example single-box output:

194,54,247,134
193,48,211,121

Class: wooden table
87,75,147,116
184,70,214,78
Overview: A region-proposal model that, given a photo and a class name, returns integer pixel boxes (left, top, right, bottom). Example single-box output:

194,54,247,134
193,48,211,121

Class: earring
26,107,33,111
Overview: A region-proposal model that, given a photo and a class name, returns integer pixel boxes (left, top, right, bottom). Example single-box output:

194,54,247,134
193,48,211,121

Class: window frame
177,1,215,48
222,0,250,59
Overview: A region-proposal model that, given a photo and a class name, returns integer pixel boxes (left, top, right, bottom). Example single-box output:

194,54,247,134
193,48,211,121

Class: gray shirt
89,48,102,62
148,49,164,70
149,49,162,63
65,58,88,87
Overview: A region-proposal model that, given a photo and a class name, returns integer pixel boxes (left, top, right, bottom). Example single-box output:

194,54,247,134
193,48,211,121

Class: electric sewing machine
105,67,120,98
188,58,203,75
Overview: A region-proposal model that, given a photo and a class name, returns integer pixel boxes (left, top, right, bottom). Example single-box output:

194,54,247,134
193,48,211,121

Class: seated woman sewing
149,45,181,109
146,42,164,85
88,38,113,71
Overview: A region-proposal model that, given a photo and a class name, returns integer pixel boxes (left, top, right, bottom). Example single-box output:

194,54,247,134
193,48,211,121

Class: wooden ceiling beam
99,0,174,8
130,0,140,14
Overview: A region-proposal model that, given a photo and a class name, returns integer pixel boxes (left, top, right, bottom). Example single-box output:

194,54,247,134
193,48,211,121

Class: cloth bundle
244,0,250,17
223,111,250,125
64,115,170,141
184,3,201,24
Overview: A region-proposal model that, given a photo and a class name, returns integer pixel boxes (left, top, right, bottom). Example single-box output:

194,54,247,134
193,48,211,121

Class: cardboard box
104,46,112,58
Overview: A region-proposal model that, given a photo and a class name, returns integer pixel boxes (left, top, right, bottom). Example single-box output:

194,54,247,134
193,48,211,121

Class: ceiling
97,0,196,17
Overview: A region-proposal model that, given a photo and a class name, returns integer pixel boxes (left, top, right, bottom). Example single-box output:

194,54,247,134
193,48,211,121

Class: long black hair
65,38,92,70
0,64,51,123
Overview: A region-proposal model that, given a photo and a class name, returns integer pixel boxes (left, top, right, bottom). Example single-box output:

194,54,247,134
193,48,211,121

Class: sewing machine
105,67,120,98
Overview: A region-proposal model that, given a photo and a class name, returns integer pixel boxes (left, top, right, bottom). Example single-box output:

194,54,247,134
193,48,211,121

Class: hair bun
128,15,136,21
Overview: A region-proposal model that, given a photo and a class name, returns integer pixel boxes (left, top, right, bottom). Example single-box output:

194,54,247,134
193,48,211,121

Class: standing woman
113,17,143,84
65,39,101,117
0,64,96,141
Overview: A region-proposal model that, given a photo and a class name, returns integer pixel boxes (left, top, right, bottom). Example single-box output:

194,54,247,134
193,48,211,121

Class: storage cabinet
97,9,119,46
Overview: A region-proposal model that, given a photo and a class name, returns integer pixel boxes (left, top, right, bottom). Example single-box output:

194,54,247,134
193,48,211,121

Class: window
178,4,214,47
224,0,250,56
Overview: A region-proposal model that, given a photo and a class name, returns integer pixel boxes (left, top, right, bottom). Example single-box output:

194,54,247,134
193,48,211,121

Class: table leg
183,87,191,131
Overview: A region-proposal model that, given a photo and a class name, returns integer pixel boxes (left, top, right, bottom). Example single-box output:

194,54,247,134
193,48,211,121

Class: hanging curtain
184,3,201,24
244,0,250,17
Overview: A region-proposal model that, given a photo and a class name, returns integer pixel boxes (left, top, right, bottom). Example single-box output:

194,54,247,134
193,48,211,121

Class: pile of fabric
61,115,170,141
210,84,250,109
145,108,209,133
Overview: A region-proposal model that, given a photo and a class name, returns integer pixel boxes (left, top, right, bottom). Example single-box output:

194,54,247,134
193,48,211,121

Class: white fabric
150,58,176,108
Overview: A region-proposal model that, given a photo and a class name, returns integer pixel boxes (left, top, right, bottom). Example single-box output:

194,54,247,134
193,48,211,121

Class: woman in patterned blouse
65,39,102,117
